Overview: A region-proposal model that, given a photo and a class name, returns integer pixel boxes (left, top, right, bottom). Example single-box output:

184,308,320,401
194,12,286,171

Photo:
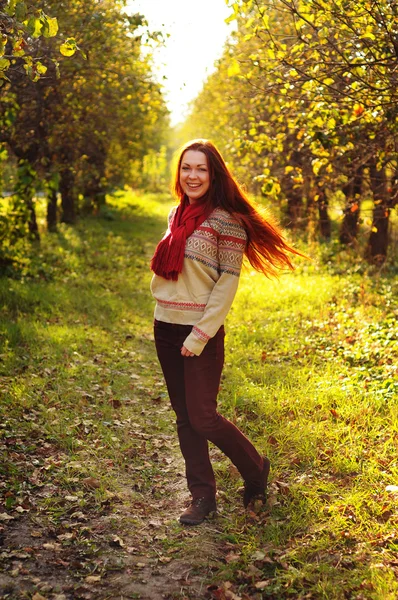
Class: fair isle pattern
184,209,246,277
185,228,219,272
156,298,206,312
192,325,211,342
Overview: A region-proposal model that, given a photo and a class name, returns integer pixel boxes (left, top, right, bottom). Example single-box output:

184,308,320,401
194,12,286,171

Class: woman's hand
181,345,195,357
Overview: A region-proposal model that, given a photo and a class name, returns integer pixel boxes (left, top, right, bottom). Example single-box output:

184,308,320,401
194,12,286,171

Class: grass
0,190,397,599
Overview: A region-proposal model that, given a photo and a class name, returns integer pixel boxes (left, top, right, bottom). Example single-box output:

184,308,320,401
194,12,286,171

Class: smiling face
179,150,210,203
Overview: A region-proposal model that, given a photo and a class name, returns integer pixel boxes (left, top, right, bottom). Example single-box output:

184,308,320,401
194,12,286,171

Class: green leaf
0,35,7,57
4,0,17,16
42,15,59,38
0,58,11,71
60,38,77,57
15,1,27,20
52,58,60,79
27,17,43,38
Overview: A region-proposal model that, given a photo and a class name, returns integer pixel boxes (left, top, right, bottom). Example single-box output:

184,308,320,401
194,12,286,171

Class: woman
150,139,301,525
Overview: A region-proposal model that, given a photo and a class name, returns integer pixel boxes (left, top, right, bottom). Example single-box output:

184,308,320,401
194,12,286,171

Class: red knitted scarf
151,196,212,281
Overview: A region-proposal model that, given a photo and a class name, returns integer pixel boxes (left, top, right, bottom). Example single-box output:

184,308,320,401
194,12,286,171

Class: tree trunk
15,160,40,241
47,188,58,232
365,162,389,264
26,197,40,240
286,187,304,229
60,168,76,224
366,203,390,262
340,166,363,244
317,188,331,240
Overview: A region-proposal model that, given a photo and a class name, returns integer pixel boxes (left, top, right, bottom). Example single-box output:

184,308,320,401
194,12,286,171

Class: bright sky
126,0,234,126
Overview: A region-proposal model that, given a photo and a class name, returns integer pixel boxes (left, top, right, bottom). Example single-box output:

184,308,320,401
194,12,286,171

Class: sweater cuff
183,330,208,356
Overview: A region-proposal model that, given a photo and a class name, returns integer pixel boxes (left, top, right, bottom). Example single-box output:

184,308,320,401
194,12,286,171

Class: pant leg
154,320,216,499
184,327,264,484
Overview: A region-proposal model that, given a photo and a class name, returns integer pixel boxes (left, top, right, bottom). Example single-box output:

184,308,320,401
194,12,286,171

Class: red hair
173,139,304,277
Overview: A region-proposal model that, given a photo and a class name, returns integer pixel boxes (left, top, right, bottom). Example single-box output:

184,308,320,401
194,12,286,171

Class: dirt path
0,377,235,600
0,197,265,600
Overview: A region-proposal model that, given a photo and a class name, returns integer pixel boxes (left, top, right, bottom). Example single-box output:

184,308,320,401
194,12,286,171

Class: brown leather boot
243,456,271,508
179,497,217,525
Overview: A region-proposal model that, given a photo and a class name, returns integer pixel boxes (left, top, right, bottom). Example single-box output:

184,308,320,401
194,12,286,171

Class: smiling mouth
187,183,201,188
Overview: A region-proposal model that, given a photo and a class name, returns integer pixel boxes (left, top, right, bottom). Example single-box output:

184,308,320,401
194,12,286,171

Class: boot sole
179,510,217,526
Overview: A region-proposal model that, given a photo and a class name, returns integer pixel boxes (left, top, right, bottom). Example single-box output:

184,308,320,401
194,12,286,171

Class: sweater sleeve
182,216,247,356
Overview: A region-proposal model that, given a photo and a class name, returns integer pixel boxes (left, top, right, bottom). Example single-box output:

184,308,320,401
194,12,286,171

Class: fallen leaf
85,575,101,583
109,398,122,408
42,543,61,552
110,535,125,548
31,530,43,538
385,485,398,493
70,511,86,520
380,510,393,522
158,556,172,563
255,580,270,590
57,532,74,541
82,477,101,489
225,552,241,563
0,512,14,521
32,594,47,600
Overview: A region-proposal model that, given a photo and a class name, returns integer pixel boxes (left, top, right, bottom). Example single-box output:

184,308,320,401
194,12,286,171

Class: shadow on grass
0,192,171,375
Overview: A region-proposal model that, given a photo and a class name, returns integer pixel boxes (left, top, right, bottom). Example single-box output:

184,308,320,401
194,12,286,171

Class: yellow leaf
225,12,237,24
227,59,240,77
312,158,324,176
60,38,77,57
36,62,47,75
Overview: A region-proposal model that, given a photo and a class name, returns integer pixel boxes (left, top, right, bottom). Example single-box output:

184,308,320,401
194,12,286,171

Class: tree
223,0,398,260
0,0,170,273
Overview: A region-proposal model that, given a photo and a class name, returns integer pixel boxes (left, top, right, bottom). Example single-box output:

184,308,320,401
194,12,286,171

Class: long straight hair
173,139,304,277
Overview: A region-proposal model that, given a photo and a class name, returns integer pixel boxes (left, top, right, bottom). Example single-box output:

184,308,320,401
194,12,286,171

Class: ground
0,191,397,600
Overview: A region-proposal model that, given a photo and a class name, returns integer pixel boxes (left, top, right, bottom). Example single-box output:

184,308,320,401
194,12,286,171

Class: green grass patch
0,190,397,599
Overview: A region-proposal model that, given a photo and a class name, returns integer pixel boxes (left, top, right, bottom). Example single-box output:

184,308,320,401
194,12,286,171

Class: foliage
0,0,65,83
0,0,170,273
184,0,398,260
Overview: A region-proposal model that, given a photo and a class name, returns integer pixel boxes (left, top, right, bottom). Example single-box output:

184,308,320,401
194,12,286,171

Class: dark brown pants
154,319,263,500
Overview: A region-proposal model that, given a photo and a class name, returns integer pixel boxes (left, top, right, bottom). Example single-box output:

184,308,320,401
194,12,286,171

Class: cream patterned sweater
150,206,247,355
